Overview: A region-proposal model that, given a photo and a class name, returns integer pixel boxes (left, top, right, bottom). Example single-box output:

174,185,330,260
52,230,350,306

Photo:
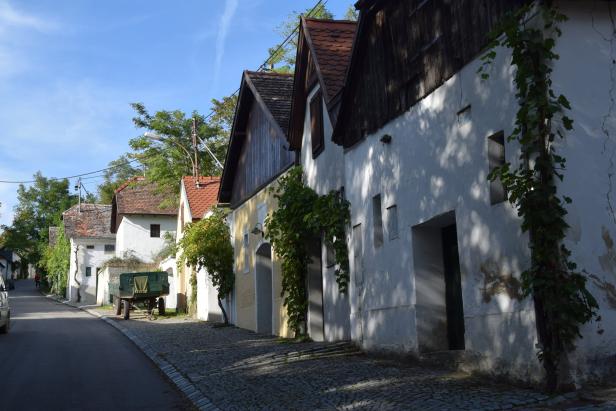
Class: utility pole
192,117,200,186
74,178,82,212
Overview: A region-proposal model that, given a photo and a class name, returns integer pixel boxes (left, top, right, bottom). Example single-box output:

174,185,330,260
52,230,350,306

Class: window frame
85,266,92,277
104,244,115,253
372,194,384,248
488,131,506,205
150,224,161,238
310,89,325,159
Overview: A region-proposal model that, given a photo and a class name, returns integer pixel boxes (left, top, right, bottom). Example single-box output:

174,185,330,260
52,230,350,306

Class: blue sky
0,0,351,226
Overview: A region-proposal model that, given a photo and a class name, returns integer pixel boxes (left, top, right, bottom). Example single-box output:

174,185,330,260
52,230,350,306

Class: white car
0,277,10,334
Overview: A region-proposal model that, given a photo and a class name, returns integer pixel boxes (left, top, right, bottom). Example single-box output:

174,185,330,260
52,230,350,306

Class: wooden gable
333,0,527,148
218,71,295,208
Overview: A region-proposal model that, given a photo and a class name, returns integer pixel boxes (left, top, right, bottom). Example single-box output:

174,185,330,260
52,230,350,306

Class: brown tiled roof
114,177,177,216
63,204,115,239
304,19,357,102
182,176,220,220
245,71,294,135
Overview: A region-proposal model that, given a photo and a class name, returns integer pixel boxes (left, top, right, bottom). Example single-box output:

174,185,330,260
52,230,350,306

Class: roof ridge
245,70,293,77
115,176,145,193
303,17,357,24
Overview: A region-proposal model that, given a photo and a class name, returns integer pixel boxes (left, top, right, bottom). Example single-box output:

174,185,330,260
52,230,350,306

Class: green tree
209,95,238,135
344,5,358,21
128,103,228,202
97,155,142,204
1,173,76,267
267,4,334,72
176,209,234,324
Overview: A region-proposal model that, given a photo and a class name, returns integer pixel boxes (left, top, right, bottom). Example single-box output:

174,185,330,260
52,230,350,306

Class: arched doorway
255,243,273,334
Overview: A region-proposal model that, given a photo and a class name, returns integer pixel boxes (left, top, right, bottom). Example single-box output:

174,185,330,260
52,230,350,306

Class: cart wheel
114,297,122,316
158,298,165,316
147,298,155,315
123,300,130,320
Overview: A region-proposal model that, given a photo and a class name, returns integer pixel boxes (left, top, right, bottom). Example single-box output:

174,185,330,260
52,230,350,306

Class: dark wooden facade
333,0,526,148
218,71,295,209
229,101,294,206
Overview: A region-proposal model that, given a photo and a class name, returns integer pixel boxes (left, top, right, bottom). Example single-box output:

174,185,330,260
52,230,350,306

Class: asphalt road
0,280,190,411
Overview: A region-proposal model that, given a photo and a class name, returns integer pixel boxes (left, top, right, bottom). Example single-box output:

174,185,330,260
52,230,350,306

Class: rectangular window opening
150,224,161,238
104,244,115,253
387,205,399,240
373,194,384,248
85,267,92,277
86,245,94,250
310,90,324,158
488,131,506,205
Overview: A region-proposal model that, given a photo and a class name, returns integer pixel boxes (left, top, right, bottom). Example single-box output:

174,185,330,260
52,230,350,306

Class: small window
353,224,363,285
310,90,324,158
104,244,115,253
488,131,506,205
387,205,399,240
373,194,384,248
150,224,161,238
86,245,94,250
85,267,92,277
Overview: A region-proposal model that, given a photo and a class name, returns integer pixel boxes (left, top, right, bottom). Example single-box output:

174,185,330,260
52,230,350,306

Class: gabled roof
218,70,294,204
287,18,357,150
110,177,177,233
63,204,115,239
181,176,220,220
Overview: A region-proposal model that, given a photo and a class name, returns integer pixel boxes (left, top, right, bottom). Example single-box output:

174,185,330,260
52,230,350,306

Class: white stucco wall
341,1,616,383
300,85,351,342
158,257,178,310
67,237,116,304
115,214,176,263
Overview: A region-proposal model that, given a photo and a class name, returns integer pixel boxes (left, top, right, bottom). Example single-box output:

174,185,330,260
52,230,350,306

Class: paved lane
0,280,190,411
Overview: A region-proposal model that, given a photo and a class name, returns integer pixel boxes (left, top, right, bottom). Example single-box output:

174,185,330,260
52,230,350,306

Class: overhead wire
0,0,328,184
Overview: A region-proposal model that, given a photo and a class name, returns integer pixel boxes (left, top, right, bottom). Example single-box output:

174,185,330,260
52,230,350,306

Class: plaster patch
479,260,522,303
589,273,616,309
598,226,616,274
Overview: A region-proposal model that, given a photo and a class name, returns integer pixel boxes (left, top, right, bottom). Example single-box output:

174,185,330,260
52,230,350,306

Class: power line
0,0,328,184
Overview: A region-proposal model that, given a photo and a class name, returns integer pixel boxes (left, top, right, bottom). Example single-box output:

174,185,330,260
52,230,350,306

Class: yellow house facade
218,70,296,337
228,178,291,337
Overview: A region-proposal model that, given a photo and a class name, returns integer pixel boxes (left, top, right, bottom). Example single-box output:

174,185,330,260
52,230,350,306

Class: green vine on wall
177,208,235,324
42,223,70,296
265,166,350,336
479,2,598,391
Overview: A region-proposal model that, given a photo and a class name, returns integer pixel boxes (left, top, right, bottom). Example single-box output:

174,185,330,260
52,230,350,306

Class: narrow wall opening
412,211,465,353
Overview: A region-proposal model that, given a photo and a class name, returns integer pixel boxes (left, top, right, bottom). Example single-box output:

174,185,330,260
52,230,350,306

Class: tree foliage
128,103,228,202
268,4,334,72
265,167,350,336
1,173,76,267
479,3,598,391
97,155,142,204
176,208,234,324
42,223,70,296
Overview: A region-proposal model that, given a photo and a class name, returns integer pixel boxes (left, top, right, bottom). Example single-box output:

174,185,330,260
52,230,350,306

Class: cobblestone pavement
91,307,615,411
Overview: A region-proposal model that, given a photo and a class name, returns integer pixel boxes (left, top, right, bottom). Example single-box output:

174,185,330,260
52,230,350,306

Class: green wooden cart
109,272,169,320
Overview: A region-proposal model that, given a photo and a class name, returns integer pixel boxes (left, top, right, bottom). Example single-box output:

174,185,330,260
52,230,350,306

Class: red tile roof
182,176,220,220
114,177,177,216
304,18,357,102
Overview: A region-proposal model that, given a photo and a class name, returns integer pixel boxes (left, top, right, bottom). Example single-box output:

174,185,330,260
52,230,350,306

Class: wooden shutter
310,90,324,158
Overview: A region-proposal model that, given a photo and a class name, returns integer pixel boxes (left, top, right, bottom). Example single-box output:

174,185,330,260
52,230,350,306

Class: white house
0,248,18,284
110,177,177,263
285,18,356,342
173,175,221,319
63,204,116,304
328,0,616,384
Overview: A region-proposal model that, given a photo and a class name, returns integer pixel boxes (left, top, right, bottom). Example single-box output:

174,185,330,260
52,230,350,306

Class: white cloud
0,1,58,33
212,0,238,90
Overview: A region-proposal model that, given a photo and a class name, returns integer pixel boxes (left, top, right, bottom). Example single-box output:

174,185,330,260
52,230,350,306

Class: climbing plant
177,208,234,324
265,166,350,336
479,1,598,391
42,224,70,296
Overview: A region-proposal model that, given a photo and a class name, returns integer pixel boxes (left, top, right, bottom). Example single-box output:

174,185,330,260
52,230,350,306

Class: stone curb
43,294,220,411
